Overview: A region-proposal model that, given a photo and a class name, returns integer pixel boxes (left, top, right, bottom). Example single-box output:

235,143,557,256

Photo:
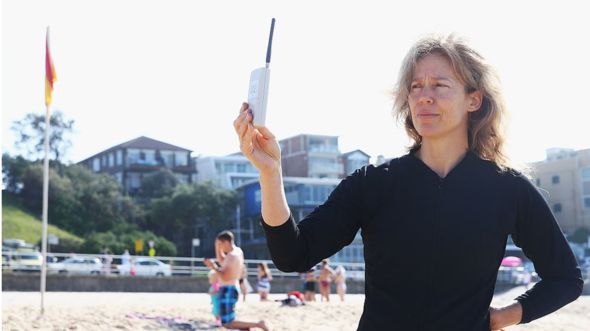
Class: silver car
51,256,103,275
117,257,172,277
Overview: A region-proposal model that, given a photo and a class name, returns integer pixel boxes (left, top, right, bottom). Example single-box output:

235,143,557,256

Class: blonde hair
393,34,510,170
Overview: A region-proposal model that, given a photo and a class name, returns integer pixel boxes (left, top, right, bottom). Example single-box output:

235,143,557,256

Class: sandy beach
3,286,590,330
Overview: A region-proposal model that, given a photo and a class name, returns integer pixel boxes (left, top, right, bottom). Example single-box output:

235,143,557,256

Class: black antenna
265,18,276,68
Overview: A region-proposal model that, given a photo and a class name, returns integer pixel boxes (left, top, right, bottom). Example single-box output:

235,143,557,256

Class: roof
79,136,192,163
341,149,371,158
279,133,339,142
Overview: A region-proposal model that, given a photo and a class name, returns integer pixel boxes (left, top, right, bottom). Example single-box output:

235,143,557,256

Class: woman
334,265,347,302
233,34,582,330
256,262,272,301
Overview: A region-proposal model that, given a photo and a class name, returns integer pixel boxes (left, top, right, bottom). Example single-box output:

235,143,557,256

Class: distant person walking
303,269,317,302
318,259,335,302
204,231,268,330
256,262,272,301
239,263,251,302
121,249,130,266
334,265,347,302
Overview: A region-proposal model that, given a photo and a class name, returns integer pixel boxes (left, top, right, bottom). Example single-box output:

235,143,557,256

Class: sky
2,0,590,165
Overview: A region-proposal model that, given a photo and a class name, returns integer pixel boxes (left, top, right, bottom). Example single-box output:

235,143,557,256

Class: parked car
50,256,103,275
117,257,172,277
10,252,43,272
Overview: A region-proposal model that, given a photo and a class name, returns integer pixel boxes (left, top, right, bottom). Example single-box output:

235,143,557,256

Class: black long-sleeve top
262,151,583,330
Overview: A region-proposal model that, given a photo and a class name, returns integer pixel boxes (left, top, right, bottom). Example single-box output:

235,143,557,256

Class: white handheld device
247,18,276,128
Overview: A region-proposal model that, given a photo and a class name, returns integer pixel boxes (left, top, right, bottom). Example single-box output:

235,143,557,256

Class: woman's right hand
233,102,281,174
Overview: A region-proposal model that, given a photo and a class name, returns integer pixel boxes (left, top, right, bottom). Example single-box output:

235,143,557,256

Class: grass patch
2,194,83,246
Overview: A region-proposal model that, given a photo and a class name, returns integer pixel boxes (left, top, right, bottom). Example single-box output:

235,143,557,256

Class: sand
2,286,590,330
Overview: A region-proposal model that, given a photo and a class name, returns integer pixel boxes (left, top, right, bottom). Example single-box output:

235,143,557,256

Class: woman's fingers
242,122,256,156
240,102,249,113
234,104,253,142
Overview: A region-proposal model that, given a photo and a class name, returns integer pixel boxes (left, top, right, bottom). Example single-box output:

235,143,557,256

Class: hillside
2,194,83,246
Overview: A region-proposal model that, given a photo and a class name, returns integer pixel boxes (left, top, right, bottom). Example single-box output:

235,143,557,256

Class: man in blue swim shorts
204,231,269,330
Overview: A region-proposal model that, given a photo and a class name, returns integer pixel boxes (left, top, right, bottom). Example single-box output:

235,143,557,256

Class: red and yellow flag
45,27,57,106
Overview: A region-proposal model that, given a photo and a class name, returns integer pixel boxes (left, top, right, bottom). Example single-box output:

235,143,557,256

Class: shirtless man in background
204,231,268,330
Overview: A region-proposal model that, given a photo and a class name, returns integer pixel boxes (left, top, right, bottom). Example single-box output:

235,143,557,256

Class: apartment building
530,147,590,235
79,136,196,195
340,149,371,177
194,154,259,190
279,134,343,178
279,134,371,179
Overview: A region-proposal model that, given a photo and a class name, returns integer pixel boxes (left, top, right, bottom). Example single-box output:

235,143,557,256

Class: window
585,197,590,209
553,203,562,213
175,152,188,166
92,158,100,172
116,150,123,165
108,153,114,167
127,173,141,189
552,175,560,184
127,149,140,164
114,172,123,184
237,164,246,173
160,151,173,167
223,163,235,173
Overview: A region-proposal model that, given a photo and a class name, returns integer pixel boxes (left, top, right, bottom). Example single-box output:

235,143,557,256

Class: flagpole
40,25,54,315
40,102,50,314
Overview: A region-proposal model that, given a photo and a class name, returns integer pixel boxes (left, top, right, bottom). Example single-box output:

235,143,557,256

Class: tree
139,168,179,198
11,110,74,162
146,183,236,256
2,153,32,193
82,223,177,256
19,163,79,232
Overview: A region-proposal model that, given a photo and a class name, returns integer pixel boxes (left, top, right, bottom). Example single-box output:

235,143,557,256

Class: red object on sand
287,291,304,301
501,256,522,267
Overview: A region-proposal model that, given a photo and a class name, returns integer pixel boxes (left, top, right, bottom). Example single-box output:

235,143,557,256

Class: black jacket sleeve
511,176,583,324
261,167,367,273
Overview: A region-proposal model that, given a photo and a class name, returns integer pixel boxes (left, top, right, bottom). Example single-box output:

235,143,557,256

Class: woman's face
408,53,481,142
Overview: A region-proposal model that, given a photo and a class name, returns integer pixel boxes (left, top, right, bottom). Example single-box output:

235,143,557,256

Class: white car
117,257,172,277
10,252,43,272
51,256,103,275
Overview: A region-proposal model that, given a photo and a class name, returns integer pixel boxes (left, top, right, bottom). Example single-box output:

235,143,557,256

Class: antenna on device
265,18,276,68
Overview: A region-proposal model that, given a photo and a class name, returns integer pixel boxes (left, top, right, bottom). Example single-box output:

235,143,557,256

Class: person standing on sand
239,263,251,302
257,262,273,301
334,265,347,302
303,269,317,302
204,231,269,331
318,259,335,302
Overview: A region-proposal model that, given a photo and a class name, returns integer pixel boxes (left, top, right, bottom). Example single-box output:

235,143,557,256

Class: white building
195,154,259,190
